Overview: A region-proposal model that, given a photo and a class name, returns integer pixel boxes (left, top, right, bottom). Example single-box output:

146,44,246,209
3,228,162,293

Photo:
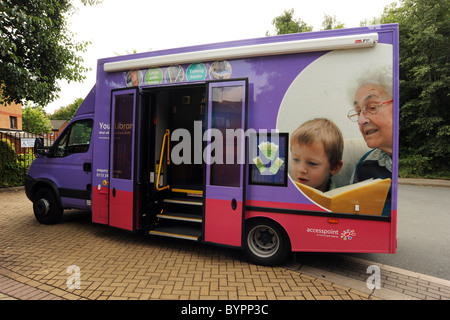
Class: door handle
231,198,237,210
112,188,116,197
83,162,92,172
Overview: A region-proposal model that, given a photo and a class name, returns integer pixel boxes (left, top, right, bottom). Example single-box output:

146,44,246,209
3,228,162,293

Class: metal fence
0,130,58,187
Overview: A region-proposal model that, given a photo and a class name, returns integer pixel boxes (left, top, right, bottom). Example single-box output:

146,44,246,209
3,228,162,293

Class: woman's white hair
347,65,393,102
356,65,393,97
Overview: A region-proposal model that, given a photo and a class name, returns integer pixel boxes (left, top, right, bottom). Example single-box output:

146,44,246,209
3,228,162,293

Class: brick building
50,120,68,136
0,100,22,131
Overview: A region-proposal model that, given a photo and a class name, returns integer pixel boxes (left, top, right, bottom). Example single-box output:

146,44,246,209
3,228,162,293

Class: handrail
156,129,170,191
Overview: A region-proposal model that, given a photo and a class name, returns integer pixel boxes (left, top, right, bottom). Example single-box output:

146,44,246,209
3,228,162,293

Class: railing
156,129,170,191
0,130,58,187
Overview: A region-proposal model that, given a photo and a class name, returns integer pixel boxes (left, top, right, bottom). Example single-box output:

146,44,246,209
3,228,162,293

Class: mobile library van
26,24,399,266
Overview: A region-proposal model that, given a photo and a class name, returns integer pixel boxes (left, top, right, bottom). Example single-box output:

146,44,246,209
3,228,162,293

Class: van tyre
244,219,290,266
33,188,63,225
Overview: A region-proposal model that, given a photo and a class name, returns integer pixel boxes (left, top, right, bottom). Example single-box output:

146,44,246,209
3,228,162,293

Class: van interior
138,84,206,239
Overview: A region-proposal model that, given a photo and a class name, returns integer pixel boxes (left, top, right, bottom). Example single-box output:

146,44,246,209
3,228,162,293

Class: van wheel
33,188,63,225
244,219,290,266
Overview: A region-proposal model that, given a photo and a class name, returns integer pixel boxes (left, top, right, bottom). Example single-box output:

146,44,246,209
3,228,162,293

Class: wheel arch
26,177,62,208
244,216,292,250
243,216,292,266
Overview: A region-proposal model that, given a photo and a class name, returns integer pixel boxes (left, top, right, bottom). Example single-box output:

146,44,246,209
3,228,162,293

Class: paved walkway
398,177,450,188
1,181,449,302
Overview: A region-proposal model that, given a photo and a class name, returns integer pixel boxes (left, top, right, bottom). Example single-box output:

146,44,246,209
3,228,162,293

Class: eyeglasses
347,99,393,122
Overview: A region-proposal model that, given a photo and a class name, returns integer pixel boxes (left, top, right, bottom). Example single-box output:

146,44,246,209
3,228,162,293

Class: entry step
157,212,202,223
149,224,201,241
171,188,203,197
163,198,202,206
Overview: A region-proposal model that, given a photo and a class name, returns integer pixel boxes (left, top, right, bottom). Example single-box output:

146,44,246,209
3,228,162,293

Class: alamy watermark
67,265,81,290
169,121,281,167
366,265,381,290
66,264,381,292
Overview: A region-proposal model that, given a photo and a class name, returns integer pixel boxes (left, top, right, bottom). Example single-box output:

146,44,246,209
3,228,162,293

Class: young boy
290,118,344,192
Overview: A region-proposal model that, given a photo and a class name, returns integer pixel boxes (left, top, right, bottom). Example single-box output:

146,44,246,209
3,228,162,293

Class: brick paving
287,253,450,300
1,187,449,302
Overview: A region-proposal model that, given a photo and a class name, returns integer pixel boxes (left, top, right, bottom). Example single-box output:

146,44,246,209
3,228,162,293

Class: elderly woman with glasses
347,66,393,215
348,66,393,181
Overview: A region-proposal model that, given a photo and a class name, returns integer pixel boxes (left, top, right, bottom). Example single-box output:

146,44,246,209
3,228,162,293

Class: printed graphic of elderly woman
347,66,393,216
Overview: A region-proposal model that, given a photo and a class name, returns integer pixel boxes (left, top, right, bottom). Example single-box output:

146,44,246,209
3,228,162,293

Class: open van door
109,88,138,230
204,80,248,247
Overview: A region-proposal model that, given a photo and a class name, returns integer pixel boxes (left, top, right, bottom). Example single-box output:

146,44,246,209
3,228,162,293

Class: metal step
171,188,203,197
149,223,202,241
163,198,203,206
157,212,202,223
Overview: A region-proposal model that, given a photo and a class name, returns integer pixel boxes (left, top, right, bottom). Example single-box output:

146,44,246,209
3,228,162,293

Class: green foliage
0,0,100,107
380,0,450,175
399,154,432,177
266,9,313,36
321,14,345,30
267,10,346,36
49,97,83,120
399,154,450,179
22,104,52,134
0,138,16,164
360,17,382,27
0,138,31,187
17,148,36,166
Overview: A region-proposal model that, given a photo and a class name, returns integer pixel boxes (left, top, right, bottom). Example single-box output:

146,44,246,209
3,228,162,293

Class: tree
380,0,450,174
0,0,101,107
321,14,345,30
266,9,313,36
22,103,52,135
50,97,83,121
359,17,382,27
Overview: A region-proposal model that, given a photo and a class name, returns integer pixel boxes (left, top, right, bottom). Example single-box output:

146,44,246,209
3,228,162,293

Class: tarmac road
348,182,450,281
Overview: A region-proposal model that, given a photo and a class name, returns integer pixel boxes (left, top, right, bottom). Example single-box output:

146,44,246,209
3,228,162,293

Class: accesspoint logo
340,229,356,240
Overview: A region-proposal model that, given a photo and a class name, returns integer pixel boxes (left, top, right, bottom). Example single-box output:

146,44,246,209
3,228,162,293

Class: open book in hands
295,178,391,216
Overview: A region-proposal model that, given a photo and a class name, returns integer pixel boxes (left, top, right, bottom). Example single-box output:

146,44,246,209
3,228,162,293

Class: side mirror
34,137,45,155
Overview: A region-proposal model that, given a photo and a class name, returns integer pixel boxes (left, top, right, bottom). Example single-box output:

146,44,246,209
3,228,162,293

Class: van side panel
86,25,398,256
92,188,109,225
246,209,391,252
